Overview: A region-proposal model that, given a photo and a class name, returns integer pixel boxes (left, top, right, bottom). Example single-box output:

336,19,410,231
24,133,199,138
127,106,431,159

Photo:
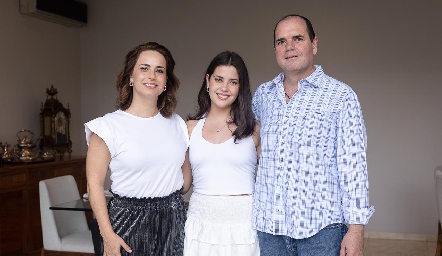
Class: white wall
0,0,82,155
2,0,442,236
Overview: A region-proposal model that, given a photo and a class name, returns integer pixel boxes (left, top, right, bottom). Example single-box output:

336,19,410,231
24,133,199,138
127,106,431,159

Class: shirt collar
273,65,324,89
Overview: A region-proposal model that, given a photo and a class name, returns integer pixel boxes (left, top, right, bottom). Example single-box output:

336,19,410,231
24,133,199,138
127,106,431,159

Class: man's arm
337,90,374,255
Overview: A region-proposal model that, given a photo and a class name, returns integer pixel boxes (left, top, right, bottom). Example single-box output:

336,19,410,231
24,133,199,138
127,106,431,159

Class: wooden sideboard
0,157,89,256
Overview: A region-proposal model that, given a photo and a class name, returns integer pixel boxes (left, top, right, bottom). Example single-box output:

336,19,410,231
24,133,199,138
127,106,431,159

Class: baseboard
365,231,437,242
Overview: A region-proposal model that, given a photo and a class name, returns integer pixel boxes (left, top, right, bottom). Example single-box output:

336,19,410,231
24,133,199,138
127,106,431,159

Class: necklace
207,117,229,132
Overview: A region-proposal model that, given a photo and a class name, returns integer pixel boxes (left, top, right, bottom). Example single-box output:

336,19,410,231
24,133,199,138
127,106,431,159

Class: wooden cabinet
0,157,88,256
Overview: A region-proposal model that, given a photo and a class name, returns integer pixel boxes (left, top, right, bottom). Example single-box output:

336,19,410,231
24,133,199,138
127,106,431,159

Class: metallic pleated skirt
97,189,186,256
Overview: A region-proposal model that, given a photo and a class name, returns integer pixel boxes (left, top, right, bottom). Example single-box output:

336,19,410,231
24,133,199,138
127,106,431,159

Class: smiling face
206,65,240,110
130,50,167,101
274,16,318,78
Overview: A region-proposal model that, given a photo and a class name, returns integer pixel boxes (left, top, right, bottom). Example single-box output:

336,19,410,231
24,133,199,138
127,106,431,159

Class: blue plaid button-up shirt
252,65,374,239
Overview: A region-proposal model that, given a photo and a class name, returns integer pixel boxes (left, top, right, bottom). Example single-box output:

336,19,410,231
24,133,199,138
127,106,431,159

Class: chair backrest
39,175,89,250
434,166,442,223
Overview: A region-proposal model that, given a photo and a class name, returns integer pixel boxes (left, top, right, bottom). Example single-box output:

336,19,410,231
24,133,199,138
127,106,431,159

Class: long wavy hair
115,42,179,117
188,51,255,142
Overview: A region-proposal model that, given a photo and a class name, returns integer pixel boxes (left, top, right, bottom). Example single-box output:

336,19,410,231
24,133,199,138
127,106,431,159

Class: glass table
49,198,93,211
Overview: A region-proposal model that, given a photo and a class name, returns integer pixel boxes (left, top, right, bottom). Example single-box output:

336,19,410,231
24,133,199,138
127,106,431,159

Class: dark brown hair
188,51,255,142
115,42,179,117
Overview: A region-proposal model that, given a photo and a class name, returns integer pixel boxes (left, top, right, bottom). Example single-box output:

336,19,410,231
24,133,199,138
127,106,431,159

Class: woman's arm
252,120,261,162
86,133,131,255
181,120,198,195
181,151,192,194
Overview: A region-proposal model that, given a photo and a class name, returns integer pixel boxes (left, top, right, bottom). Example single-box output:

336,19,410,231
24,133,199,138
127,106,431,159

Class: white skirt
184,192,260,256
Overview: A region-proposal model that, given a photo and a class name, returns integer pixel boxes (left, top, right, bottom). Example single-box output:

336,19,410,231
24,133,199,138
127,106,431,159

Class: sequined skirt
98,189,186,256
184,192,260,256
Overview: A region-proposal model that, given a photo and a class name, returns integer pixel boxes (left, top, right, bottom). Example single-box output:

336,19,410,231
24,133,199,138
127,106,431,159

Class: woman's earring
164,85,167,92
130,81,134,86
206,86,209,92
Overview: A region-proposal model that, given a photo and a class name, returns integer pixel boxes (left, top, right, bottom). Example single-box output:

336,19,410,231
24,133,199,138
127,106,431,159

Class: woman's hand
103,232,132,256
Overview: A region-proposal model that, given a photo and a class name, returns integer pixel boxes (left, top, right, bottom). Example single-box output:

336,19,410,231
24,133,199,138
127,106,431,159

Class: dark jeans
258,223,348,256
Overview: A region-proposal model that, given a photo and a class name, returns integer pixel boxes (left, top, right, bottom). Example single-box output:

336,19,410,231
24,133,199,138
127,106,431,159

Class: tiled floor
364,238,436,256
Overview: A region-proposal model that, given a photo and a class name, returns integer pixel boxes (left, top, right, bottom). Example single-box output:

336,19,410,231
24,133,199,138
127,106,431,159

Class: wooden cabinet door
0,190,26,255
25,185,43,254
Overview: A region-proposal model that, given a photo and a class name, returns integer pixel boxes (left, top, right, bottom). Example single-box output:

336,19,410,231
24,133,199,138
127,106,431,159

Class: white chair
39,175,95,255
434,166,442,256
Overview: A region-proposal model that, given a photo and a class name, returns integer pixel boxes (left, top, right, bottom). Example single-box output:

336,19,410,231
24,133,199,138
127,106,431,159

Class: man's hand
340,224,364,256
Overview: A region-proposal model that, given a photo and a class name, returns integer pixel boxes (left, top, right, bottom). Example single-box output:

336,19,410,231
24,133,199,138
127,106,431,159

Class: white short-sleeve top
189,118,257,195
85,110,189,198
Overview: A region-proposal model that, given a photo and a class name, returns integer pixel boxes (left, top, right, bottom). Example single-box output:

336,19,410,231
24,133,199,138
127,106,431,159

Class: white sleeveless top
189,118,257,195
85,110,189,198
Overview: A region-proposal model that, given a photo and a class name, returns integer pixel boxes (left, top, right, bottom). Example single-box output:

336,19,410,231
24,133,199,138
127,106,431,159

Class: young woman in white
182,51,260,256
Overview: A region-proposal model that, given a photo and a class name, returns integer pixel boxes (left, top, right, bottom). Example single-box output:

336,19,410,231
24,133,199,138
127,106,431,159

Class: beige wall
0,0,82,154
2,0,442,236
